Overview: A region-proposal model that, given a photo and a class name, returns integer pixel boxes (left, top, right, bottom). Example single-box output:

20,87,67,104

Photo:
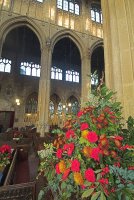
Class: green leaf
61,182,67,190
82,188,94,198
38,190,45,200
84,182,92,187
91,191,101,200
95,169,102,174
100,192,106,200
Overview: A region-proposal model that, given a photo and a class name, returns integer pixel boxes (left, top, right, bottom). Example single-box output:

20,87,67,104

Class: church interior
0,0,133,199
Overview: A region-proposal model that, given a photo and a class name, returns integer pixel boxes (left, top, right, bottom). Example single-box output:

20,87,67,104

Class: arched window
57,0,80,15
20,62,41,77
49,101,55,116
66,70,79,83
91,4,102,24
0,58,11,73
91,73,98,86
57,102,63,115
67,95,79,115
25,93,38,114
51,66,62,80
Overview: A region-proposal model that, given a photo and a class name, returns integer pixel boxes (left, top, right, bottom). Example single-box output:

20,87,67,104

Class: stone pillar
81,52,91,107
37,44,51,137
101,0,134,119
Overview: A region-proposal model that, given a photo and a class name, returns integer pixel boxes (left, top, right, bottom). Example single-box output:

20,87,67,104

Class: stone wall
0,0,103,134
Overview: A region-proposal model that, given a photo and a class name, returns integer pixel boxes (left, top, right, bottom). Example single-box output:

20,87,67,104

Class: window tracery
0,58,11,73
20,62,41,77
57,0,80,15
91,4,102,23
51,66,62,80
66,70,79,83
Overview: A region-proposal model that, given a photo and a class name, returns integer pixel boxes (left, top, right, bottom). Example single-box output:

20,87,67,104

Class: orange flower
59,160,66,173
83,146,92,157
74,172,84,185
81,130,89,139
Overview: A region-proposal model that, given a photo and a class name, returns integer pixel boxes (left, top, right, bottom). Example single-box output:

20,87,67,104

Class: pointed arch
0,16,45,51
51,29,84,61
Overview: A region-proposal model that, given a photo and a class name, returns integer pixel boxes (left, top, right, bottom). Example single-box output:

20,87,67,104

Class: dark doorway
0,111,15,132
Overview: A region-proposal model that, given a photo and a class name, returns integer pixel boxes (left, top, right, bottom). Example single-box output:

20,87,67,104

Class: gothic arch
0,16,45,52
90,39,103,58
50,29,84,61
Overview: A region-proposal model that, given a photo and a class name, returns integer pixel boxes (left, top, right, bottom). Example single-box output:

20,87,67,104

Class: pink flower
71,159,80,172
98,178,109,184
77,111,83,117
90,147,100,161
65,129,75,139
55,163,60,174
62,168,70,180
80,123,89,131
85,168,95,182
67,143,75,156
87,131,98,143
63,143,75,156
63,144,69,151
56,149,63,159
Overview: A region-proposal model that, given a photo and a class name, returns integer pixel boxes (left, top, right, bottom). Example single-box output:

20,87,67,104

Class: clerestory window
91,4,102,24
0,58,11,73
51,66,62,80
57,0,80,15
36,0,43,2
66,70,79,83
20,62,41,77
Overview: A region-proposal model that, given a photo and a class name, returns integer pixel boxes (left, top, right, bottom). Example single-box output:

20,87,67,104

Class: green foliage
122,116,134,145
109,165,134,200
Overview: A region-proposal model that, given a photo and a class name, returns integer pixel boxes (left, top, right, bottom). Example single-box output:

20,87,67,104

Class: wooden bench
0,149,36,200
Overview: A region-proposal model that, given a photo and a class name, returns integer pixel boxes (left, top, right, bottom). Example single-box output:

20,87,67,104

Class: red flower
67,143,75,156
114,162,121,167
87,131,98,143
85,168,95,182
98,178,109,184
55,163,60,174
65,129,75,139
62,168,70,180
90,147,100,161
101,166,109,175
56,149,63,159
71,159,80,172
77,111,83,117
120,145,134,150
80,123,89,131
128,166,134,170
63,143,75,156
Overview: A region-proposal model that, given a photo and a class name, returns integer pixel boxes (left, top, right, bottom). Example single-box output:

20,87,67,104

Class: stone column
81,52,91,107
37,44,51,137
101,0,134,119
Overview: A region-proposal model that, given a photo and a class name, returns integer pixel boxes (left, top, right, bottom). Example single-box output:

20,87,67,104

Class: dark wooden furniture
0,149,36,200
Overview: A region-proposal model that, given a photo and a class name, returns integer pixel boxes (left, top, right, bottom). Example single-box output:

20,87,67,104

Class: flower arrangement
0,144,12,168
13,131,23,140
38,85,134,200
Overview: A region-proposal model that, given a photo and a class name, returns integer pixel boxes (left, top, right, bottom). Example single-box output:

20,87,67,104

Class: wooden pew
0,149,36,200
